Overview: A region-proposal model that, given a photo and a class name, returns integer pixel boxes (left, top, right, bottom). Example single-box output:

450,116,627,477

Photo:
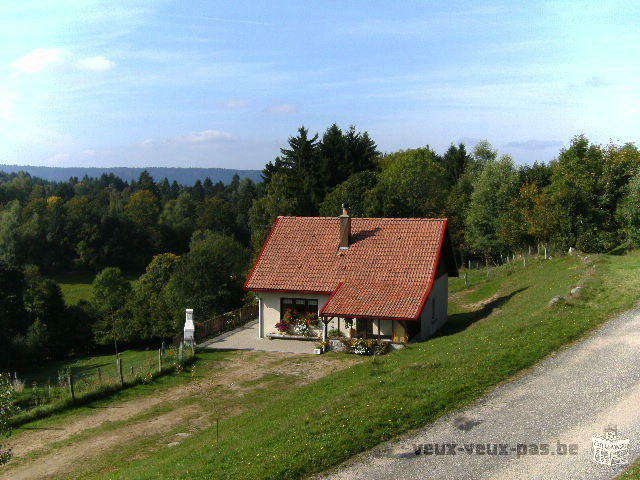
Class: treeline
254,130,640,258
2,125,640,370
0,171,256,271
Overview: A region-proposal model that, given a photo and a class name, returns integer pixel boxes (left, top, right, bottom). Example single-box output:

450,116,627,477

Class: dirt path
2,350,359,480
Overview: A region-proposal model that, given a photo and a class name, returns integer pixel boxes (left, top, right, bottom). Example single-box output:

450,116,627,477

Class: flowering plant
291,322,310,336
302,312,319,327
275,308,319,337
342,338,390,355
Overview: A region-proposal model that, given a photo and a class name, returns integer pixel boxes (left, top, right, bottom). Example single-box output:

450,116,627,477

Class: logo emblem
592,425,629,466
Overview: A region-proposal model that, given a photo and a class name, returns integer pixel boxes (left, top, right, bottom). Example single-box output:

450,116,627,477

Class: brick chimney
339,202,350,249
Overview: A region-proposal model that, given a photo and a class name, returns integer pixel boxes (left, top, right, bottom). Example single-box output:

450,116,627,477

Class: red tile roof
244,217,456,320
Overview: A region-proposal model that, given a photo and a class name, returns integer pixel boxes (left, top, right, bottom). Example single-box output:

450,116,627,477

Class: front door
356,318,373,338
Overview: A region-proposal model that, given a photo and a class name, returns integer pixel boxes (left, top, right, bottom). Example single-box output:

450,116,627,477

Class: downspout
257,296,264,339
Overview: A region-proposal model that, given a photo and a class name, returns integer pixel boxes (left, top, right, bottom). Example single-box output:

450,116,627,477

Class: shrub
339,338,390,355
327,328,343,338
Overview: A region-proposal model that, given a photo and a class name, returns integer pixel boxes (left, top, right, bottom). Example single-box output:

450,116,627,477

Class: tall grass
10,344,195,427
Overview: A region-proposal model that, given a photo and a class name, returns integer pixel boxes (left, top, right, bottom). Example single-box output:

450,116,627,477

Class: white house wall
256,274,448,341
418,274,449,341
257,291,331,338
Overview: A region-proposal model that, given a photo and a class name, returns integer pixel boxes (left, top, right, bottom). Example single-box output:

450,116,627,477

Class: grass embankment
12,346,194,426
620,460,640,478
64,251,638,480
48,271,137,304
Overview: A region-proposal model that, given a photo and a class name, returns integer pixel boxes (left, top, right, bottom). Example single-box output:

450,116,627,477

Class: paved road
320,307,640,480
201,320,316,354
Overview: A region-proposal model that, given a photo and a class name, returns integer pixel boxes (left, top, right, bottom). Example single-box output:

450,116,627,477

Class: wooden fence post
465,272,469,288
68,373,75,402
97,367,102,383
130,365,134,378
158,349,162,373
117,358,124,386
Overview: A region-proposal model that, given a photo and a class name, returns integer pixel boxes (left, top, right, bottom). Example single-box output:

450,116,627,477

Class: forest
2,124,640,370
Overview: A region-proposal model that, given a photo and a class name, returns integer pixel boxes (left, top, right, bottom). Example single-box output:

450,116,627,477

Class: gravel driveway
319,306,640,480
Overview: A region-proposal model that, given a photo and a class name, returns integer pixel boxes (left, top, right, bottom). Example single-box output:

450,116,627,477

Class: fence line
9,343,194,413
172,304,258,345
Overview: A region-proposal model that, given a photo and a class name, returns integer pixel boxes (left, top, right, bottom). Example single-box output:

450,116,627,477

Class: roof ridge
276,216,448,221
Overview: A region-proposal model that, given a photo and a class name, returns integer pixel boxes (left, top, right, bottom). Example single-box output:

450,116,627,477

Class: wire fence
9,342,195,413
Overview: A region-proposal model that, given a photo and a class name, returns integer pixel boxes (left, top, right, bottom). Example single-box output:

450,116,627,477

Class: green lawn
13,346,192,424
66,251,638,480
48,271,138,305
619,458,640,478
11,349,230,435
12,251,640,480
20,348,163,385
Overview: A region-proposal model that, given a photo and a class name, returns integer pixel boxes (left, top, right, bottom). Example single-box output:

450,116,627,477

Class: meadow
4,251,639,479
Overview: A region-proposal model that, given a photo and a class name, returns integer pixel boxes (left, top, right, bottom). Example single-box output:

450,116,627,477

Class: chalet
244,205,458,344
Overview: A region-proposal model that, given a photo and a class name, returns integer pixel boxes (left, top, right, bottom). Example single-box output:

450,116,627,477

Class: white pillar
257,297,264,339
183,309,195,343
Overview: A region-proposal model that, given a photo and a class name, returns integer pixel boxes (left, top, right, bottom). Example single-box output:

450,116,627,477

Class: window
280,298,318,319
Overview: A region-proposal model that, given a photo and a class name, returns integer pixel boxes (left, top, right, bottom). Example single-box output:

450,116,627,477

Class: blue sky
1,1,639,169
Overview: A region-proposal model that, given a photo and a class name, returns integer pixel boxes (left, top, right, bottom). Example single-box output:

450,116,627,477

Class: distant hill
0,165,263,185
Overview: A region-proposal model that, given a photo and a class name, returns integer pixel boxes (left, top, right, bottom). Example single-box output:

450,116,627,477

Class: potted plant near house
314,340,330,354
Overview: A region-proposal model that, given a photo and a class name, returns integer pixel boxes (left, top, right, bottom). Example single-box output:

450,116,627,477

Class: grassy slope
12,347,196,426
620,458,640,478
9,350,232,447
20,349,158,384
48,272,138,305
70,252,639,480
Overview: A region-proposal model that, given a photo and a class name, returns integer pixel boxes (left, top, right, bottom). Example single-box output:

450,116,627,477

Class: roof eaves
412,218,449,319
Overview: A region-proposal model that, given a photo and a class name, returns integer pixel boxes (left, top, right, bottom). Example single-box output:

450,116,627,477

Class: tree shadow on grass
437,287,529,337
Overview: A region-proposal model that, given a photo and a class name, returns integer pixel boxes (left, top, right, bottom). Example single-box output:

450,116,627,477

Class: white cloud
142,129,235,147
218,98,249,109
11,48,69,73
50,130,278,168
10,49,115,73
584,76,611,88
265,103,297,114
175,129,234,144
74,56,116,71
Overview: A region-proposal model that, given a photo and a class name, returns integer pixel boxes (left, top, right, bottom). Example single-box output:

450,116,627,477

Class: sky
0,0,639,169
